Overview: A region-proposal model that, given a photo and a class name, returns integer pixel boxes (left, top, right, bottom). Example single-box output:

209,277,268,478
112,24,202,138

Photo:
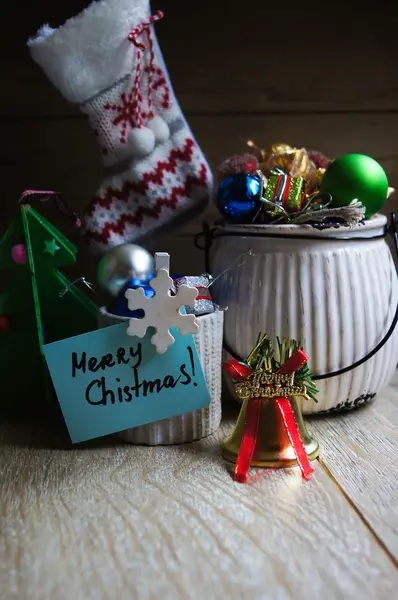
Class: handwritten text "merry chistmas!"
71,342,198,405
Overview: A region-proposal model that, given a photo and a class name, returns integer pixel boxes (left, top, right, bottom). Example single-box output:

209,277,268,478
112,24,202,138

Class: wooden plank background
1,0,398,275
2,381,398,600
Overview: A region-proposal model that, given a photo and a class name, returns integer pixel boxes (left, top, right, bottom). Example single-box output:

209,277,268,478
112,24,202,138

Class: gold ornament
222,395,320,468
235,370,308,400
222,335,320,476
246,141,329,196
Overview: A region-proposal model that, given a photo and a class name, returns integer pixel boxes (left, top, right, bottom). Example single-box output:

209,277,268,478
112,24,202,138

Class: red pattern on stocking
85,162,208,245
87,138,198,213
104,89,142,144
102,63,170,144
149,65,170,110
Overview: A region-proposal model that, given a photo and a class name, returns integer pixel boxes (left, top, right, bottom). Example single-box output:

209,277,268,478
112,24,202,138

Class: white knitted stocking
28,0,212,255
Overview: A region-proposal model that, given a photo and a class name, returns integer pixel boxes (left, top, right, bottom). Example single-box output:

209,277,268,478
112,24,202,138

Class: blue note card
43,323,211,443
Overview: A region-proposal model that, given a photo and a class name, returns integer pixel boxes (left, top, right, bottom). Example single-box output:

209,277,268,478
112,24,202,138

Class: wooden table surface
1,376,398,600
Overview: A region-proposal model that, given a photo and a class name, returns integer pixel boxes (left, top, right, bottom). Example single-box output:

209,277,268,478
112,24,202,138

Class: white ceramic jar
98,307,223,443
210,214,398,413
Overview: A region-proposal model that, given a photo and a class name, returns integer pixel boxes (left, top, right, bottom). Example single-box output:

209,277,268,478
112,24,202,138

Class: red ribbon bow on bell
224,338,317,483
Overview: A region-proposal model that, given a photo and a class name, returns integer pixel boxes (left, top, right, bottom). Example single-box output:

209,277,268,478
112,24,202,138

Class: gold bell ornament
222,336,320,483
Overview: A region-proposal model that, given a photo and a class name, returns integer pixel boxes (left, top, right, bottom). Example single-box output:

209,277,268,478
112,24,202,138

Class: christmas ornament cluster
214,143,392,228
97,243,218,322
96,244,320,479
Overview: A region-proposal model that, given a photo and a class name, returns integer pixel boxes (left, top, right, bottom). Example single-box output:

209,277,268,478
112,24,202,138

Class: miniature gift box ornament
174,274,218,316
263,168,306,213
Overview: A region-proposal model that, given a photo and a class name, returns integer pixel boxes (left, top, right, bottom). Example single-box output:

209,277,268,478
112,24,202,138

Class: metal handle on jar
195,214,398,380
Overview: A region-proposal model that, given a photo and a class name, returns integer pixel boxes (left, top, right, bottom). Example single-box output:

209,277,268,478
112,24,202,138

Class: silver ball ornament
98,244,154,297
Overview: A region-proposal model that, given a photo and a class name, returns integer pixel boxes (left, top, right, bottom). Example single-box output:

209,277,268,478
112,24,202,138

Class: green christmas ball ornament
320,153,389,219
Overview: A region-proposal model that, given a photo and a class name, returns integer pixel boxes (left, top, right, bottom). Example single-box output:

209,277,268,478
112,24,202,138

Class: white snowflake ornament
125,268,199,354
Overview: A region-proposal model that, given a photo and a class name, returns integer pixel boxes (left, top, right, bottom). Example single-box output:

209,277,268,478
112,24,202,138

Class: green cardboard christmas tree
0,203,98,414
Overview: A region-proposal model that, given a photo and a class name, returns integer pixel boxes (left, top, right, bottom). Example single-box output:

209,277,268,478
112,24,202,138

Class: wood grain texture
2,1,398,116
310,373,398,560
1,388,398,600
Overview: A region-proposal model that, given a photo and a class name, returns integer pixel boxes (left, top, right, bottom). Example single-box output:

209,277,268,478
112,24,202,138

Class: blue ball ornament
215,173,262,222
111,277,155,318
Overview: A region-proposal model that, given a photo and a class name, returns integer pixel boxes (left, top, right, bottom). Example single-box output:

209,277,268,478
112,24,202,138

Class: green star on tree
0,204,98,415
44,239,60,255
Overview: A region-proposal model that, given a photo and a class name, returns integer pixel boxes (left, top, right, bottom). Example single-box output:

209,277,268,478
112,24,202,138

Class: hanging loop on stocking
19,190,82,231
127,10,169,157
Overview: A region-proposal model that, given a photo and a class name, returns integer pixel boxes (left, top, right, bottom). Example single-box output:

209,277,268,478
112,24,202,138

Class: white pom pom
127,127,155,157
147,116,170,143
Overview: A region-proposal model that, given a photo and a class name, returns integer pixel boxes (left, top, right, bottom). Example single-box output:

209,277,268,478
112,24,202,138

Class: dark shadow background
1,0,398,276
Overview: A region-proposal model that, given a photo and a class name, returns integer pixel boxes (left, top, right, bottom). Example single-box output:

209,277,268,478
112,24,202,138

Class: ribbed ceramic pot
210,214,398,413
98,307,223,443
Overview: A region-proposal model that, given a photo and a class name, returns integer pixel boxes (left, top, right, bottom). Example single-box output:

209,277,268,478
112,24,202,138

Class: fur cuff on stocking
28,0,149,104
